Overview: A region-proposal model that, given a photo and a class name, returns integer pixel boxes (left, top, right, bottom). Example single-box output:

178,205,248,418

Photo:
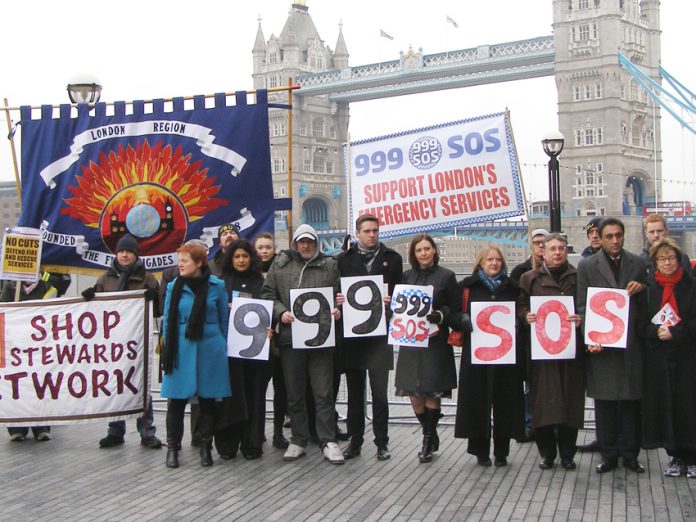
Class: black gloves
144,288,158,301
426,310,444,325
461,313,473,333
81,287,96,301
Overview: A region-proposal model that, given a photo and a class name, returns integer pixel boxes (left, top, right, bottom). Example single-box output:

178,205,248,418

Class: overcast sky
1,0,693,204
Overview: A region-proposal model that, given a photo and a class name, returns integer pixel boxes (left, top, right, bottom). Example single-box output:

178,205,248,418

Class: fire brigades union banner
18,91,276,271
345,111,525,238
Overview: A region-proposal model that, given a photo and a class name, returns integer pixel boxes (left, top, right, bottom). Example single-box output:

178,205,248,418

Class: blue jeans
107,395,157,439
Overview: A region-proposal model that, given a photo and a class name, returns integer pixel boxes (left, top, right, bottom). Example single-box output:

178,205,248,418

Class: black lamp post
67,81,102,104
541,132,565,233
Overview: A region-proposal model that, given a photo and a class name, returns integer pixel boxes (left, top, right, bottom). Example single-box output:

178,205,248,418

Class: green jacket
261,249,340,347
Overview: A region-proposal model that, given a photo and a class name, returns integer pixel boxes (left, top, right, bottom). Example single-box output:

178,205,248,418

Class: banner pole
2,85,300,113
286,77,294,247
345,133,352,239
3,98,22,209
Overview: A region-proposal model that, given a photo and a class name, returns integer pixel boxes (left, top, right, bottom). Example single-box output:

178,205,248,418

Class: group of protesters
7,212,695,480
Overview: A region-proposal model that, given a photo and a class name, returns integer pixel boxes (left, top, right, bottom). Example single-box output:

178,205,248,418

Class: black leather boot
418,408,441,463
432,411,444,452
166,443,180,468
198,412,214,467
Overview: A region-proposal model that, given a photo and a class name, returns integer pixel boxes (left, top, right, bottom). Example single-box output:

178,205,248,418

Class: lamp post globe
541,131,565,233
67,77,102,104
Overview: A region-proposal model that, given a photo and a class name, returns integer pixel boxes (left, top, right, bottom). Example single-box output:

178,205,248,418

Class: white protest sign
583,287,629,349
227,297,273,361
347,112,525,238
341,275,386,338
290,287,335,349
470,301,516,364
0,291,149,425
530,296,576,360
388,284,434,348
651,303,680,327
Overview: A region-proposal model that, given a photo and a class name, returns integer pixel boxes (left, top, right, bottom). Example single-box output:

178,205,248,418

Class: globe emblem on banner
125,204,161,238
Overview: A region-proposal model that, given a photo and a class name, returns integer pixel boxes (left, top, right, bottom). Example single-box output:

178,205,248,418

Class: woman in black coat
220,239,269,459
394,234,458,463
454,245,525,467
643,238,696,479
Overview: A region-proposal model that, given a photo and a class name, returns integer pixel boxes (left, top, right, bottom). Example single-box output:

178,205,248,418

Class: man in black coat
336,214,402,461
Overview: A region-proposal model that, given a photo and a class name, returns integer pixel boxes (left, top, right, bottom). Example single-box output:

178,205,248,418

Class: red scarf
654,266,683,315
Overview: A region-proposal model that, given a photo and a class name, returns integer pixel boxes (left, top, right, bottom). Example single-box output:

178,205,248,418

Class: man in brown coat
83,234,162,449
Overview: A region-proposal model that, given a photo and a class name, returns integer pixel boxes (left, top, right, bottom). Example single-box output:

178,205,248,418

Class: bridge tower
252,1,349,244
552,0,662,219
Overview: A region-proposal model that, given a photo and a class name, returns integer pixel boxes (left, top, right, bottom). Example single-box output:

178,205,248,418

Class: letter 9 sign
470,301,516,364
290,287,336,349
341,276,387,338
388,284,434,348
530,296,576,360
227,297,273,361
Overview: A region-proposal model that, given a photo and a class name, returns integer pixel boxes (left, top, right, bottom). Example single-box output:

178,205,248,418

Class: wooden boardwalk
1,410,695,521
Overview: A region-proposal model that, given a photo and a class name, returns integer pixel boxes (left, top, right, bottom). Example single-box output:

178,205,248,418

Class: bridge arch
301,196,330,230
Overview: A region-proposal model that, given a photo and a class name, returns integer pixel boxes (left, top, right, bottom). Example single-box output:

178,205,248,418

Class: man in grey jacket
261,224,344,464
577,218,647,474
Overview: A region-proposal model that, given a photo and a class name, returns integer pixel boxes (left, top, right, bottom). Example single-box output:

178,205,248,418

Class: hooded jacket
260,224,340,347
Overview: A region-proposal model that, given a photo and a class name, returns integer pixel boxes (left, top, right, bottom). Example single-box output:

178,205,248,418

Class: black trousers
345,368,389,448
594,399,641,461
272,353,288,430
241,361,273,454
534,424,578,460
166,398,215,447
467,437,510,459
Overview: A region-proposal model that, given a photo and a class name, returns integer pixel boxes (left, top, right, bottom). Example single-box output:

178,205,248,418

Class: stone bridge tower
252,1,349,243
552,0,662,219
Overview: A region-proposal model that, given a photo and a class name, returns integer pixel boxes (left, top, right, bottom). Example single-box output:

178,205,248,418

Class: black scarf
545,261,569,283
110,258,144,291
161,268,210,374
260,254,276,276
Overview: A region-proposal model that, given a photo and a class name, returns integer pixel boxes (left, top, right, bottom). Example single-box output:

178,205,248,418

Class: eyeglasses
532,241,545,247
656,256,678,263
548,246,567,253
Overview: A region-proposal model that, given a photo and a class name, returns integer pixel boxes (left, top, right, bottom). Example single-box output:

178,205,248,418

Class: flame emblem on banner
60,139,228,255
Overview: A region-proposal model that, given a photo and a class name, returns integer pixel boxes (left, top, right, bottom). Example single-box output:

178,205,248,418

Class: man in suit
577,217,647,473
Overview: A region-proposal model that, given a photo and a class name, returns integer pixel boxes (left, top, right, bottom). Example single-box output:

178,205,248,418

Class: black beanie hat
115,234,139,256
218,223,240,238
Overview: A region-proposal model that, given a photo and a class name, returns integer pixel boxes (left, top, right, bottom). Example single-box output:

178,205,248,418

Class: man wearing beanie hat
581,218,603,258
211,223,240,276
84,234,162,449
261,223,345,464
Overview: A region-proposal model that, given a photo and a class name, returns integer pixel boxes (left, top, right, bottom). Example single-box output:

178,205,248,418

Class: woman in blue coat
161,243,231,468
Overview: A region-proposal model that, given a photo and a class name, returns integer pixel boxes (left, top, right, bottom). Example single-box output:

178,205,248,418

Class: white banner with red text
0,291,150,425
346,111,525,238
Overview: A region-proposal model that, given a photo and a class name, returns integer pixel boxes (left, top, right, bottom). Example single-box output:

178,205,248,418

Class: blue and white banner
345,112,525,238
19,92,278,271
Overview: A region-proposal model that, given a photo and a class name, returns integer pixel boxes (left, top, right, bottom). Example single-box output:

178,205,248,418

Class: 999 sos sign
346,112,525,238
388,284,435,348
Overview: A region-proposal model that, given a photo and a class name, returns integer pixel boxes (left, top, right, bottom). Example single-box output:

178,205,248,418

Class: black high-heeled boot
418,408,441,463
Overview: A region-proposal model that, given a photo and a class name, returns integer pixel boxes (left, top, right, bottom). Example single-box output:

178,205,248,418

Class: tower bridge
256,1,669,256
295,36,555,102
